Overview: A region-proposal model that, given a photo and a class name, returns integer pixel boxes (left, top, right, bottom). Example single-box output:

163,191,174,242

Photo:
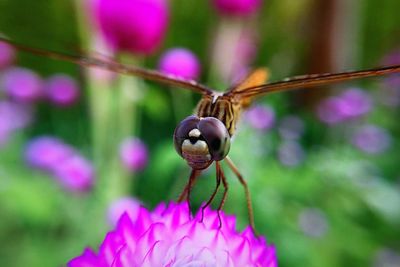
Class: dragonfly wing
225,68,270,107
0,37,214,95
235,65,400,99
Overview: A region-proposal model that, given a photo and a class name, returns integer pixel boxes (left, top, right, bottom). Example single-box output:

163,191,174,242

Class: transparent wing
230,65,400,99
224,68,269,107
0,37,214,95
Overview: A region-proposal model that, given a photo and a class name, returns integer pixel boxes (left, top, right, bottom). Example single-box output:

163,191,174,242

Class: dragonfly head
174,115,231,170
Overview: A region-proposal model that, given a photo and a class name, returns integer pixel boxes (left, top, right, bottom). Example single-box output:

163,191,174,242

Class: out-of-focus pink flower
25,136,95,192
278,116,305,140
317,88,372,125
107,197,141,226
277,141,305,167
0,41,15,69
245,104,275,131
212,0,262,16
0,101,32,146
1,67,43,103
45,74,79,106
158,48,201,80
339,88,372,118
93,0,169,55
52,155,95,192
68,202,277,267
351,125,391,155
316,97,348,124
119,137,148,172
24,136,73,170
0,100,32,131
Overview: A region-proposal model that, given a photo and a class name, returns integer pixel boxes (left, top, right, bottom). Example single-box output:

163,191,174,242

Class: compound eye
198,117,231,161
173,116,200,156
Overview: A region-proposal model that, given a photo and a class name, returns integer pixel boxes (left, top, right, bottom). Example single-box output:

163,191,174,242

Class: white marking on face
188,128,201,138
182,139,210,159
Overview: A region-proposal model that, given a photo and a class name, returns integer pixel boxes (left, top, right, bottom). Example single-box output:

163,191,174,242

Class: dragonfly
1,37,400,232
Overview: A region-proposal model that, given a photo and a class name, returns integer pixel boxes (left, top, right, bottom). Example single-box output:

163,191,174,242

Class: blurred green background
0,0,400,266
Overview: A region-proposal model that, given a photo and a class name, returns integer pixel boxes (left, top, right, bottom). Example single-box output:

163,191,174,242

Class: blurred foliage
1,0,400,267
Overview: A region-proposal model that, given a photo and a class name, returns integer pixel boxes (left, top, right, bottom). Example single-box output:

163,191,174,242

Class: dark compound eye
173,115,200,156
198,117,231,161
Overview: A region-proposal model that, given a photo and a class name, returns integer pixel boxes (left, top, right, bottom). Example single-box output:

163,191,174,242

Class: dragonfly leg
217,162,229,229
177,169,200,203
225,156,257,234
177,169,201,217
200,163,221,222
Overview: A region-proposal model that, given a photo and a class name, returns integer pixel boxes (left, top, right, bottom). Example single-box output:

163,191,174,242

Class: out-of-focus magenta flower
25,136,95,192
45,74,79,106
277,141,305,167
317,97,346,125
0,100,32,131
0,101,32,146
158,48,201,80
1,67,43,103
52,155,95,192
339,88,372,118
119,137,148,172
278,116,305,140
351,125,391,155
25,136,73,170
245,104,275,131
0,41,15,69
93,0,169,55
68,202,277,267
212,0,262,16
107,197,141,226
317,88,372,125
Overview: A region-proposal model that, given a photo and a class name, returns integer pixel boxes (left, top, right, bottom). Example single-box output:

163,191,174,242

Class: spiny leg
177,169,200,203
200,163,221,222
177,169,201,216
217,162,229,229
225,156,257,234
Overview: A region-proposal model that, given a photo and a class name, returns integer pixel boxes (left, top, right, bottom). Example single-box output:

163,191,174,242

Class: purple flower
119,138,149,172
68,202,277,267
24,136,74,170
351,125,391,155
298,208,329,238
317,88,372,125
93,0,169,55
277,141,305,167
0,41,16,69
1,67,43,103
212,0,262,16
317,96,347,124
245,105,275,131
0,101,33,146
339,88,372,118
0,100,32,131
107,197,141,226
52,155,95,192
45,74,79,106
158,48,201,80
278,116,305,140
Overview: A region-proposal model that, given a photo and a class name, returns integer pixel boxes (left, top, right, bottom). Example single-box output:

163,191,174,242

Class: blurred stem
209,18,245,88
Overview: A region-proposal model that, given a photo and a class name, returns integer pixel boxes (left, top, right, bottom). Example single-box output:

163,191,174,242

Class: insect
1,37,400,232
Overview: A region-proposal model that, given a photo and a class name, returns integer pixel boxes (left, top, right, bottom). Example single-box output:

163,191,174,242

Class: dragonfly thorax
174,115,231,170
196,94,242,136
